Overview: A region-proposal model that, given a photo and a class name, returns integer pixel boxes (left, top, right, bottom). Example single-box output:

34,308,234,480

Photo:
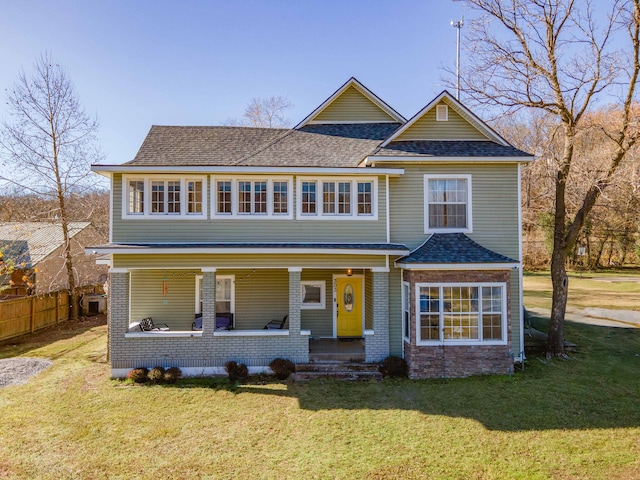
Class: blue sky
1,1,469,165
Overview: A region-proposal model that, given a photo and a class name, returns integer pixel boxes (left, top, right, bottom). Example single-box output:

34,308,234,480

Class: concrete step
294,362,382,381
309,352,366,363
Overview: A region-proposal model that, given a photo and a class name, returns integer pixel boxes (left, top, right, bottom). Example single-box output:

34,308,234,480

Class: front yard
1,301,639,478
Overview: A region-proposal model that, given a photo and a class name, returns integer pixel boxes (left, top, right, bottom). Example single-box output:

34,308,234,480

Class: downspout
518,163,525,363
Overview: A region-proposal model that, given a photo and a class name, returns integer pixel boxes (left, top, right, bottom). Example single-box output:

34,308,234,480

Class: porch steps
294,362,382,381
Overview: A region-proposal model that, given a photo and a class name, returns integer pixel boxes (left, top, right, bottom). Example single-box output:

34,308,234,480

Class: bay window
416,283,506,344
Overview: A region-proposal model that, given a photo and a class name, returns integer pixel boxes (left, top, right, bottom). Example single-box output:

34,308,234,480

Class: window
124,176,207,219
424,175,471,232
300,281,326,309
297,177,377,220
128,180,144,214
273,181,288,214
416,283,506,345
217,181,232,214
151,181,165,213
357,181,372,215
187,181,202,214
216,276,234,314
238,180,268,215
402,282,410,341
322,181,351,215
301,181,317,215
195,275,235,315
212,177,293,218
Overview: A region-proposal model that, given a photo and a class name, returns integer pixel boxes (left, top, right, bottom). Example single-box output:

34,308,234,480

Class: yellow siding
313,85,397,123
395,99,490,141
130,269,199,330
114,253,387,269
232,269,289,329
112,173,388,244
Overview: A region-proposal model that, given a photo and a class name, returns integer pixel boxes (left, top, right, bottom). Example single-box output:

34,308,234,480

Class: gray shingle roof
372,140,532,158
298,123,401,140
125,124,394,168
397,233,517,264
126,126,289,166
0,222,91,267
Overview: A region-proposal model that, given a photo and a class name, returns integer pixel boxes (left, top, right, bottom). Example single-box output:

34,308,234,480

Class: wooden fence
0,291,69,342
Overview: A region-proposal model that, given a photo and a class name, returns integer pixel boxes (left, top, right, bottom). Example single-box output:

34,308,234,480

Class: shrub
379,356,408,378
148,366,166,384
163,367,182,384
269,358,295,380
224,361,249,382
126,367,149,383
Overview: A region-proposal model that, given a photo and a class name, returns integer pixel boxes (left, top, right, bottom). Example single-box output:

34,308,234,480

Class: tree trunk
548,237,569,357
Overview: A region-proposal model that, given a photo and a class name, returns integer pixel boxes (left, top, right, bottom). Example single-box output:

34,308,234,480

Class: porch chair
139,317,170,332
264,315,287,330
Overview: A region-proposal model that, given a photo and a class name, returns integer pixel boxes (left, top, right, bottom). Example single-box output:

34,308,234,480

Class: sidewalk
528,307,640,329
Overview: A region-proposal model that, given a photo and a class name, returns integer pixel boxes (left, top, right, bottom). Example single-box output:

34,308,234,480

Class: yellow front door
336,277,363,337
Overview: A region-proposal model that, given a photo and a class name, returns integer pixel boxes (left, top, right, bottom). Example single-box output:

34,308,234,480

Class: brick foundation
405,342,513,378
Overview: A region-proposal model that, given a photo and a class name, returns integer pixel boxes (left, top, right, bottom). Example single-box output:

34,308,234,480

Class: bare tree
0,53,103,320
457,0,640,357
224,96,293,128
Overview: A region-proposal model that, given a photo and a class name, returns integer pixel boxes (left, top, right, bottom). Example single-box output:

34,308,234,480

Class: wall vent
436,104,449,121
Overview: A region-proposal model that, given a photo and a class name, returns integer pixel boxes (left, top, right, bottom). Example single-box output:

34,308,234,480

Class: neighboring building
0,222,107,295
90,78,534,379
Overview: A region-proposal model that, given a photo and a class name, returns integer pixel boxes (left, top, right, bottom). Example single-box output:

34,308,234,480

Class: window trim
424,174,472,233
402,281,411,342
122,175,208,220
210,176,294,219
300,280,326,310
296,177,378,221
414,282,507,346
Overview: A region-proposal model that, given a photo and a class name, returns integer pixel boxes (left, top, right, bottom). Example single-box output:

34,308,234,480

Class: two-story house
90,78,533,379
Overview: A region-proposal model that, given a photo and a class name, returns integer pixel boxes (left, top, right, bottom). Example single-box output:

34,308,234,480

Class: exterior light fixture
346,268,353,276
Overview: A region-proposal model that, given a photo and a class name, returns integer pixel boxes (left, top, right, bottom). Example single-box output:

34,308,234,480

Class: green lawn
524,269,640,311
1,310,640,478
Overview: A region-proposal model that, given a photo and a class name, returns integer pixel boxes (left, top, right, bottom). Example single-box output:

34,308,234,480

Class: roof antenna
450,17,464,100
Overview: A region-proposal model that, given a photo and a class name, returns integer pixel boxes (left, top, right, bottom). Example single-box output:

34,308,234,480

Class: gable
296,78,406,127
393,98,490,142
312,85,399,123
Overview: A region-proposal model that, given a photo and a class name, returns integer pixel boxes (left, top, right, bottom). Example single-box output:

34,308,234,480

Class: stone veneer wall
403,269,513,379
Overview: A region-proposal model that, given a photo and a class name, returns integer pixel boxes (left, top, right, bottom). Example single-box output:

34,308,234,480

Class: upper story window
123,175,207,220
297,177,378,221
212,177,293,219
416,283,506,345
424,174,472,233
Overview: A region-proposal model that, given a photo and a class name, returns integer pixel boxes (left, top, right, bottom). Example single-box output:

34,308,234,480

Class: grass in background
524,269,640,311
1,313,640,479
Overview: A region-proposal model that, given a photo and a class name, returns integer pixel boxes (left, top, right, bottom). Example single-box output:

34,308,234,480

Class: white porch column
108,268,129,361
288,267,302,335
366,267,390,362
201,268,216,337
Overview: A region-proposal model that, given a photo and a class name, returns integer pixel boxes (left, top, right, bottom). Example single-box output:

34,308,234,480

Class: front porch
107,261,394,377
